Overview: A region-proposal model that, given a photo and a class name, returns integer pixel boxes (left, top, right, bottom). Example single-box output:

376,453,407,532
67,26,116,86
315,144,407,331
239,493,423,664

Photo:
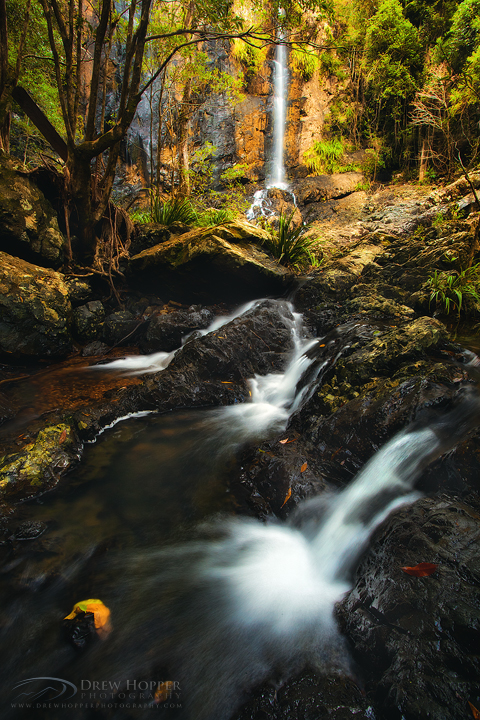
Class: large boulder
0,154,65,267
0,252,72,358
128,221,293,302
292,172,365,206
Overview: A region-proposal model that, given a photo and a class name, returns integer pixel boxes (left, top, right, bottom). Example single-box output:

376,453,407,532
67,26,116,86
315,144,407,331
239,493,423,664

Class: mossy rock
0,423,81,500
0,251,73,357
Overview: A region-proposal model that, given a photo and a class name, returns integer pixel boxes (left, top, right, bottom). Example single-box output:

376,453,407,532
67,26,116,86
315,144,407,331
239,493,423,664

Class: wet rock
0,154,65,267
292,173,365,206
65,277,92,306
338,495,480,720
102,310,139,346
12,520,47,540
0,423,82,500
72,301,105,342
0,251,72,358
142,306,214,352
129,223,293,303
236,672,372,720
130,222,171,256
81,341,110,357
0,392,14,426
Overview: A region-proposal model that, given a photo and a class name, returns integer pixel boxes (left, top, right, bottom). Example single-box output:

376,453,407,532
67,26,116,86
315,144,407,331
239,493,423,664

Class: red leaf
300,462,308,473
401,562,438,577
280,487,292,508
59,429,68,444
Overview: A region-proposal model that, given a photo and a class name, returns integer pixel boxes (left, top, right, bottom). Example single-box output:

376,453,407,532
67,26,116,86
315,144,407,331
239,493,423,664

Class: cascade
246,17,294,222
76,388,480,720
270,36,288,189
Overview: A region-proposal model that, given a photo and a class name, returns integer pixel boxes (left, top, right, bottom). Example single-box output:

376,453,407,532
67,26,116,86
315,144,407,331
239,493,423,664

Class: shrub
194,208,237,226
303,138,354,174
261,211,314,267
150,196,197,226
428,263,480,315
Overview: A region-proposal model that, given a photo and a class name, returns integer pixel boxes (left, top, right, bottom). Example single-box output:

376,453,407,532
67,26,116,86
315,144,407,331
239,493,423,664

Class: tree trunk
419,136,428,182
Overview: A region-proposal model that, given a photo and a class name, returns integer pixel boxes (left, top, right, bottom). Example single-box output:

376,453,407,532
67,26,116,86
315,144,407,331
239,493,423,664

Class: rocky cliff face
114,31,337,203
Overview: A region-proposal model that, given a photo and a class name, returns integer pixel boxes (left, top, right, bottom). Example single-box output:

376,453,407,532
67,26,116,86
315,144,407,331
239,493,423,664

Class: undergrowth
428,263,480,316
261,211,316,267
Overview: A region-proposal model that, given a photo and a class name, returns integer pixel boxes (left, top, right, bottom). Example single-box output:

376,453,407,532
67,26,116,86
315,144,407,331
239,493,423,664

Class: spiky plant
150,195,197,226
262,211,314,267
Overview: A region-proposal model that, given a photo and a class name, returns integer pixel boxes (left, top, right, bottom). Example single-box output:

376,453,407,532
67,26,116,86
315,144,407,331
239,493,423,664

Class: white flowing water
90,299,263,375
245,26,291,221
270,37,288,189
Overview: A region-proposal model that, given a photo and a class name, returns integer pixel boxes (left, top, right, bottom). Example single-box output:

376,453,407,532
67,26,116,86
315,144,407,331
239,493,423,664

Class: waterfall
270,37,288,189
246,21,290,221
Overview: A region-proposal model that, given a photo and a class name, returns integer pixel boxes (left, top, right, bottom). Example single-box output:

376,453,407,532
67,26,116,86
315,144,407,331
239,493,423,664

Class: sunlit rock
129,222,292,302
0,251,72,358
0,154,65,267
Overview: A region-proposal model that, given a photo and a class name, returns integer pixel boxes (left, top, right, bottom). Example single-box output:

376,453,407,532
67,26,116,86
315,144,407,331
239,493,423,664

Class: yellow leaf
280,487,292,508
301,462,308,472
64,598,112,638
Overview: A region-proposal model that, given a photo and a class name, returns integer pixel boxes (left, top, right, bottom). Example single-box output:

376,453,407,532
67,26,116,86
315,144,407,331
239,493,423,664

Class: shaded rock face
128,221,293,303
0,251,72,358
0,155,65,268
143,306,214,352
338,496,480,720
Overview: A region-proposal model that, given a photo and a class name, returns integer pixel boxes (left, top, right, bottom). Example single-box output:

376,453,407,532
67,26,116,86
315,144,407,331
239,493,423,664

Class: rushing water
270,38,288,189
246,27,291,222
2,298,480,720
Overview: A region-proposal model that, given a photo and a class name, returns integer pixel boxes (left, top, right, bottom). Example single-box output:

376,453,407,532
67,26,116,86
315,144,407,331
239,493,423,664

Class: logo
12,677,78,702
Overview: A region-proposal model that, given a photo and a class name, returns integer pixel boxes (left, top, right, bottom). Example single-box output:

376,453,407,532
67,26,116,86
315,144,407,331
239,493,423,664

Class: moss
0,423,77,497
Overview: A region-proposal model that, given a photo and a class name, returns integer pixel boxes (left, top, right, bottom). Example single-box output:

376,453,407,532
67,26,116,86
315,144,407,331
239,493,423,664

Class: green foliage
304,138,354,174
261,211,314,267
232,39,267,84
220,163,249,185
364,0,423,100
291,47,320,81
360,145,392,179
319,51,346,81
434,0,480,72
150,196,197,226
194,208,237,226
129,209,151,225
428,264,480,316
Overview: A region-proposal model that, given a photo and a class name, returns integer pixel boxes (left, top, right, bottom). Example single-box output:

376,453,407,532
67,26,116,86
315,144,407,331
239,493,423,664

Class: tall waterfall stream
2,298,480,719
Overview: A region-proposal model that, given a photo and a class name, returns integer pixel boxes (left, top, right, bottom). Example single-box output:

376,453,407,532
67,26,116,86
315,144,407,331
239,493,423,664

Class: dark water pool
0,409,240,717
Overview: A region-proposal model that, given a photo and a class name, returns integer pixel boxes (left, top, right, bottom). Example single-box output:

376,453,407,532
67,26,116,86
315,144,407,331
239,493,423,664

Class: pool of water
0,409,240,717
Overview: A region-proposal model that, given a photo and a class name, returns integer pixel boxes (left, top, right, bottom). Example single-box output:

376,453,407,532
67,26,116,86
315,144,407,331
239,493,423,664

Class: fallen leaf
469,702,480,719
280,487,292,508
64,598,112,637
401,562,438,577
279,438,289,444
221,381,232,384
301,462,308,473
155,681,175,703
319,344,326,347
58,429,68,444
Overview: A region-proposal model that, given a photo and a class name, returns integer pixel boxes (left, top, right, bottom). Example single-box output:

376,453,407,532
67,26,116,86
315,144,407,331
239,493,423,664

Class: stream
1,298,480,720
